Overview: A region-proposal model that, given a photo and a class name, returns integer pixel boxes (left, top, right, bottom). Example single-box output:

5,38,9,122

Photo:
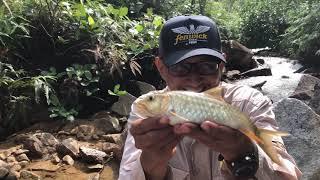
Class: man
119,15,302,180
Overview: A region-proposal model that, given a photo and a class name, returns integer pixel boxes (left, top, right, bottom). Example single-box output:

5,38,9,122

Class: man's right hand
130,116,180,180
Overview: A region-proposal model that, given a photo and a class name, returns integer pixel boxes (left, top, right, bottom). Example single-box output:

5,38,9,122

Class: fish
132,87,289,165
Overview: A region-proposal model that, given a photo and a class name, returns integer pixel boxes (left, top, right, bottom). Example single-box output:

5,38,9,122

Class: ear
154,56,169,80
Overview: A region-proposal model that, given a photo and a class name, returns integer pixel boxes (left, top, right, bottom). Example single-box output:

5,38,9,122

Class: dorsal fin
203,87,225,102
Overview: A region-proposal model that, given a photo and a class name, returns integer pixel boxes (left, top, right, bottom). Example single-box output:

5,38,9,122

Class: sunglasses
168,61,220,77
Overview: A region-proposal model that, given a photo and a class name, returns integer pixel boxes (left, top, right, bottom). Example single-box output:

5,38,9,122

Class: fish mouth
133,102,153,118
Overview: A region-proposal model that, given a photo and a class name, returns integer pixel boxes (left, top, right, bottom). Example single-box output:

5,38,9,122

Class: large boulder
222,40,257,71
273,98,320,180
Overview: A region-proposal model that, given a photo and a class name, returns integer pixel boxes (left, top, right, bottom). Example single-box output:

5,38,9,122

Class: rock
13,149,29,156
56,138,79,158
22,133,59,159
15,154,29,162
87,164,104,170
134,80,156,95
101,134,123,146
273,98,320,180
62,155,74,166
0,153,6,160
6,170,18,180
20,170,40,180
18,161,29,168
222,40,256,71
224,70,241,80
11,164,21,172
6,156,16,163
0,160,9,169
27,161,60,172
111,92,136,116
102,142,122,161
51,154,60,164
240,65,272,77
0,167,9,179
80,147,107,163
88,173,100,180
93,116,122,134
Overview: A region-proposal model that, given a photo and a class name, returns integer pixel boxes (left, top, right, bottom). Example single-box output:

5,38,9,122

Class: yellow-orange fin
241,129,264,144
257,128,290,165
203,87,225,102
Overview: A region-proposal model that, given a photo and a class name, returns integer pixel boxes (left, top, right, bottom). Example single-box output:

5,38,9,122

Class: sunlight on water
256,56,303,76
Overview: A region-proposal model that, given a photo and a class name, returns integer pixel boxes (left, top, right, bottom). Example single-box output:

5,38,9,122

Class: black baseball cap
159,15,226,66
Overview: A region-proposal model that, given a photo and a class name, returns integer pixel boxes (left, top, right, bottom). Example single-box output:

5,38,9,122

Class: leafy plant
108,84,127,96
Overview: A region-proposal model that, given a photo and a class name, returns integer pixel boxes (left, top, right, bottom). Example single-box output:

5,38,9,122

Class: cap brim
163,48,226,66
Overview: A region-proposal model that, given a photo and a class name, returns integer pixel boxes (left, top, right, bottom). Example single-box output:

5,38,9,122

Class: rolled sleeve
119,127,146,180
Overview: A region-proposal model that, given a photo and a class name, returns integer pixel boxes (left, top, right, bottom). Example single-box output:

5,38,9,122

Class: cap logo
172,24,210,45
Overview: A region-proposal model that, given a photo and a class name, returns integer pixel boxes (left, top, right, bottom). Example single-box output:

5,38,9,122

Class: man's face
155,55,225,92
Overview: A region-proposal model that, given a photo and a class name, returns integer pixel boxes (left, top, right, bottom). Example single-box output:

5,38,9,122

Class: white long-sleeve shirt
119,83,302,180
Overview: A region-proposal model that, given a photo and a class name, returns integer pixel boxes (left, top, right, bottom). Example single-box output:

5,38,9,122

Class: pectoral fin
168,110,190,125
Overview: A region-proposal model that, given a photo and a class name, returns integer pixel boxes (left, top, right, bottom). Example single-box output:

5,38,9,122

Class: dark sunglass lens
168,63,190,76
198,62,219,75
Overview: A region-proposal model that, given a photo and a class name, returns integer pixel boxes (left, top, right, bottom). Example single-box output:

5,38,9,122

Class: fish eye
148,96,154,101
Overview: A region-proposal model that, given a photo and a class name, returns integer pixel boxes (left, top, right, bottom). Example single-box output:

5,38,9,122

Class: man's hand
173,120,254,161
130,116,181,180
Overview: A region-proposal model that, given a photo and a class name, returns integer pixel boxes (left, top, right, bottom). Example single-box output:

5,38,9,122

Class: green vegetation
0,0,319,135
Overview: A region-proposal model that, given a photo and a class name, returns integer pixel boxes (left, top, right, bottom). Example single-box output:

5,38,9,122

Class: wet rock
102,142,122,161
240,65,272,77
20,170,40,180
56,138,79,158
15,154,29,162
273,98,320,180
111,92,136,116
0,167,9,178
80,147,107,163
224,70,241,80
62,155,74,166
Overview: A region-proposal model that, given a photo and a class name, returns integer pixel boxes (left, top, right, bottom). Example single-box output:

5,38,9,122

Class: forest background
0,0,319,137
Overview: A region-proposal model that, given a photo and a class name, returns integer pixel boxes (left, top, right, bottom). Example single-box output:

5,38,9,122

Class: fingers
135,127,176,150
130,116,170,135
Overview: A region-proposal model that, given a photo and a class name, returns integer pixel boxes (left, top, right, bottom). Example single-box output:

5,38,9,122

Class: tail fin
257,128,290,165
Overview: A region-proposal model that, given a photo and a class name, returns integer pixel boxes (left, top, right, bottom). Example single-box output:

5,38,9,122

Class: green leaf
153,16,163,27
114,84,120,92
135,24,144,32
119,7,128,17
84,70,92,80
88,16,95,28
117,91,127,96
108,89,117,96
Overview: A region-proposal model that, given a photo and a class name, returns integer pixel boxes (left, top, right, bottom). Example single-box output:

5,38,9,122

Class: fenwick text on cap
159,15,226,66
